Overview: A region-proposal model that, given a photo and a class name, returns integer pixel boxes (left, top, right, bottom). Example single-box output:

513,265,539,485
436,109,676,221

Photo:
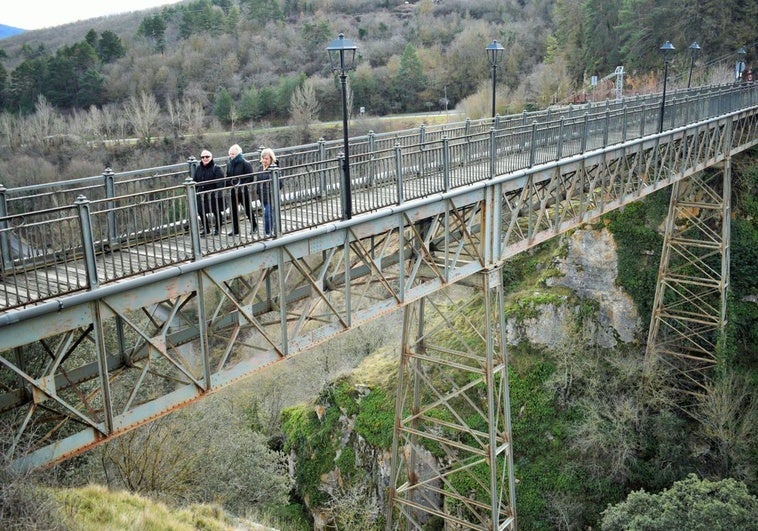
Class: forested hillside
0,0,755,188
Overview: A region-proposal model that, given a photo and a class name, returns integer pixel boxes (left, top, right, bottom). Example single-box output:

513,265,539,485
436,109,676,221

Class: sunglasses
201,155,211,159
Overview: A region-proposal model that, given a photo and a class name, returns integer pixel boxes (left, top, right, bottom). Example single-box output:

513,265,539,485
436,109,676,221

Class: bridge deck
3,83,755,314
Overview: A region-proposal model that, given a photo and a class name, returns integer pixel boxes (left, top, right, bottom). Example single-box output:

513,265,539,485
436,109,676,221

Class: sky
2,1,182,31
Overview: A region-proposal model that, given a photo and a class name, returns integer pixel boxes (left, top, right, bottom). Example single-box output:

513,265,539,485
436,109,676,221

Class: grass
54,484,275,531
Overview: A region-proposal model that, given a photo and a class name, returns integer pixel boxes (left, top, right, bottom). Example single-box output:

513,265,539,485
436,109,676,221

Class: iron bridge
1,82,757,530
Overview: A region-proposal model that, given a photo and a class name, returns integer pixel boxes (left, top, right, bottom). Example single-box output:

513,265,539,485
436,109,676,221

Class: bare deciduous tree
124,92,162,146
168,98,196,138
290,80,320,145
99,396,292,514
694,370,757,482
320,482,380,530
24,95,66,147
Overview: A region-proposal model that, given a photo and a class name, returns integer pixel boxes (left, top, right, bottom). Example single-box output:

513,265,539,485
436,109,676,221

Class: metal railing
0,82,756,310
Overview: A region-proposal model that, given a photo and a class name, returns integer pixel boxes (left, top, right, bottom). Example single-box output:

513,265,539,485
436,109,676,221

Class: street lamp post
485,40,505,118
659,41,675,133
687,41,700,89
327,33,358,220
737,47,747,81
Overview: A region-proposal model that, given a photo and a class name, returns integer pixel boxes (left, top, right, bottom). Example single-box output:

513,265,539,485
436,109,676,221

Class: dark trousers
230,185,257,233
197,191,222,232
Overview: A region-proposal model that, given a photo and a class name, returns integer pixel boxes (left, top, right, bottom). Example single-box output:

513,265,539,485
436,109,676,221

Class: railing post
621,106,628,143
603,109,610,146
419,124,427,182
521,109,527,125
187,156,198,180
464,118,472,163
338,152,348,216
0,185,10,273
581,113,589,153
529,121,538,167
184,177,202,259
272,167,283,236
318,137,327,197
639,103,646,138
103,168,117,246
668,95,676,130
556,117,565,160
75,195,99,290
368,131,376,188
489,127,496,178
684,94,690,127
394,143,404,205
442,136,450,192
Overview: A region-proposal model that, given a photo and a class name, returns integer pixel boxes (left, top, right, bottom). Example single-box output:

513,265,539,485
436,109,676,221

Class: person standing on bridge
256,147,279,237
226,144,256,236
195,150,224,236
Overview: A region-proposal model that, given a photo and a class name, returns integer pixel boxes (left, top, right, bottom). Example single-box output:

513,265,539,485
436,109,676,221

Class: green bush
601,474,758,531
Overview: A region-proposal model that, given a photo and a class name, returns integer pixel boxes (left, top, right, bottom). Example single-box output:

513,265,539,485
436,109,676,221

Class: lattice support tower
645,155,731,407
387,268,517,530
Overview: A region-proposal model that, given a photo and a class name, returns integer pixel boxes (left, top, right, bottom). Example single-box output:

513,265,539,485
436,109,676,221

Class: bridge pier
645,150,731,410
388,267,516,530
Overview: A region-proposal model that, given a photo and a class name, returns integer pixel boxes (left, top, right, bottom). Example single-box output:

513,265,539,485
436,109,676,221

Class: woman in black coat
195,149,224,235
226,144,256,235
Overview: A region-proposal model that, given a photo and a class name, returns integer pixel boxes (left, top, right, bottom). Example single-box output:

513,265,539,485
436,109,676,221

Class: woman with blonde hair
255,147,279,237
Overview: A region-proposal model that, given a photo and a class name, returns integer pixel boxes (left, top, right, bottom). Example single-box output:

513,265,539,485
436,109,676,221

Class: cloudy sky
2,1,182,31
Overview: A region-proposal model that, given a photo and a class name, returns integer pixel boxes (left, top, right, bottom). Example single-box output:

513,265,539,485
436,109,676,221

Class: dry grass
54,484,276,531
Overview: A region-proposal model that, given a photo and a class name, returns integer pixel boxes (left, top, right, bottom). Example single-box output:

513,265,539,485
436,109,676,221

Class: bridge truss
0,86,756,529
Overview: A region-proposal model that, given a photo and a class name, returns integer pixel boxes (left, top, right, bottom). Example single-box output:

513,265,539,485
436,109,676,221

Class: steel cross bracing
645,159,732,407
388,271,516,530
0,86,755,530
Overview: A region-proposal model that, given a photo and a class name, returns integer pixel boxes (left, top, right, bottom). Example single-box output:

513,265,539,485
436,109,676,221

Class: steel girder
0,200,486,469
